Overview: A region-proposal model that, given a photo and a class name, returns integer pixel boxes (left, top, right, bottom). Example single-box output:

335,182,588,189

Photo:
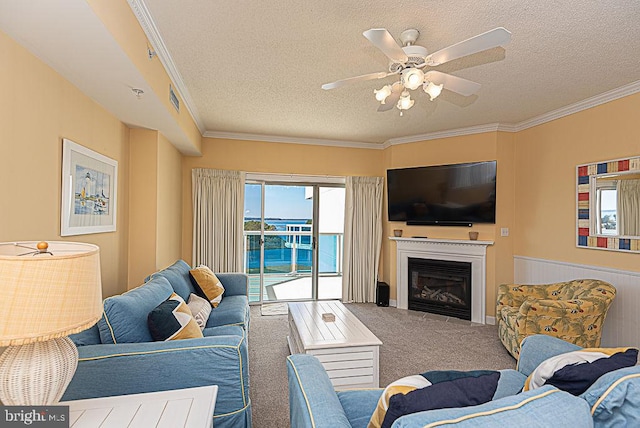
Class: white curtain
617,179,640,236
342,176,384,303
192,168,245,272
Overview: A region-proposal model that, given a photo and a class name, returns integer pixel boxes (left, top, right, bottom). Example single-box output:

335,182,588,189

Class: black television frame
387,160,497,227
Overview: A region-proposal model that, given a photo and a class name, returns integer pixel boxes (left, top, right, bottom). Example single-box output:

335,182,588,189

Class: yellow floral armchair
497,279,616,359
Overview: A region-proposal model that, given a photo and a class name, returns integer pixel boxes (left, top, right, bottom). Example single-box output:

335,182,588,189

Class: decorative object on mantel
61,138,118,236
469,231,479,240
322,313,336,322
577,156,640,253
393,229,403,237
0,241,102,405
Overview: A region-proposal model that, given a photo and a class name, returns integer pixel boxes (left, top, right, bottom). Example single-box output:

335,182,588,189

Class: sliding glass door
244,181,345,303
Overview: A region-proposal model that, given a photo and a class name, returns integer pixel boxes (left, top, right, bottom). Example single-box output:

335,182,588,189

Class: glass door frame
245,178,344,304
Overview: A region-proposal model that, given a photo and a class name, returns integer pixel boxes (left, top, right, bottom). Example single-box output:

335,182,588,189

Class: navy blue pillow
381,371,500,428
546,349,638,395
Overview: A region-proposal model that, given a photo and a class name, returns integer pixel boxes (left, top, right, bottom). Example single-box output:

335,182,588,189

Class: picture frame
61,139,118,236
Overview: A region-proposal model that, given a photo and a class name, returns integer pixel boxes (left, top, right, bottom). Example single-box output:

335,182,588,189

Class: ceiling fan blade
426,27,511,66
363,28,408,63
378,83,403,112
322,72,389,90
425,70,481,96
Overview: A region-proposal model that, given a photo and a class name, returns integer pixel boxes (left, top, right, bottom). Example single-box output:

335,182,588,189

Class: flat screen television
387,161,497,226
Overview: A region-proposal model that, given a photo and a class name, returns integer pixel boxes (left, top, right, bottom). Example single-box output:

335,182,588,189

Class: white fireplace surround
391,237,493,324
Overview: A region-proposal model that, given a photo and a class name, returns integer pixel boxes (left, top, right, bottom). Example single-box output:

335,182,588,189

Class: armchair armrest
217,273,249,297
63,335,249,420
287,354,352,428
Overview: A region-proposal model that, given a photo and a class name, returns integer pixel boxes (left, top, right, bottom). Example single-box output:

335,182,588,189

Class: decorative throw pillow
187,293,212,330
368,375,432,428
524,347,639,396
381,372,500,428
147,292,204,341
189,265,225,307
368,370,500,428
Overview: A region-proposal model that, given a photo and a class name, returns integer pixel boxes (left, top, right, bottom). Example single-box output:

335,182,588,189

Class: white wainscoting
514,256,640,348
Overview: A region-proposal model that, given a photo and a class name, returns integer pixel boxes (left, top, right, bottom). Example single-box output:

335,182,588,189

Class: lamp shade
0,241,102,346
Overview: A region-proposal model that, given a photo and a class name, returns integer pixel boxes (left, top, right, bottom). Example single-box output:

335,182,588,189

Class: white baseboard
485,316,496,325
389,299,397,307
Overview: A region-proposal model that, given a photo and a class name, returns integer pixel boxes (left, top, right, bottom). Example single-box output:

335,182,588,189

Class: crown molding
385,123,503,146
512,80,640,132
128,0,205,134
203,131,383,150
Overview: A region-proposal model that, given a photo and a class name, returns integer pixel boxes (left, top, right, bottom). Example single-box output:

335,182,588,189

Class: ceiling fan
322,27,511,114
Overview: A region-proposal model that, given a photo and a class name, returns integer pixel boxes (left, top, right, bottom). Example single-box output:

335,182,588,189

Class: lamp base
0,336,78,405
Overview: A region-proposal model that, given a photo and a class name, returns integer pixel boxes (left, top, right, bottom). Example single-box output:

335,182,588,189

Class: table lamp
0,241,102,405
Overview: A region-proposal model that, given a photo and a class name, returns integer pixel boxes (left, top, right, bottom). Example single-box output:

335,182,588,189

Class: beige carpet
248,303,515,428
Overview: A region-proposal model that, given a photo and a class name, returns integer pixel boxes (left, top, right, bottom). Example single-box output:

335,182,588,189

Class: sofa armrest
287,354,352,428
217,273,249,297
63,335,250,421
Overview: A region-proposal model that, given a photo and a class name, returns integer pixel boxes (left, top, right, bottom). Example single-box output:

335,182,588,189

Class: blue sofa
63,260,251,428
288,335,640,427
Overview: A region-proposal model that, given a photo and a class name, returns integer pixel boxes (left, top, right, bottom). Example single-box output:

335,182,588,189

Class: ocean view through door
244,181,345,303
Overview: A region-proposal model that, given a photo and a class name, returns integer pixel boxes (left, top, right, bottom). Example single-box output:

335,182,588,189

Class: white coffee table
62,385,217,428
288,300,382,389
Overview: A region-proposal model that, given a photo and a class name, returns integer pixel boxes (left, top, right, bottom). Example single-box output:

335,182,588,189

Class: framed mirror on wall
577,156,640,252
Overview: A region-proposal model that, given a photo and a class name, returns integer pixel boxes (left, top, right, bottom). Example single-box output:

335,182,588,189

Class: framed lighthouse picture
61,138,118,236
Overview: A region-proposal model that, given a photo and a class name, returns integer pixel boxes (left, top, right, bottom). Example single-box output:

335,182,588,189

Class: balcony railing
243,230,343,302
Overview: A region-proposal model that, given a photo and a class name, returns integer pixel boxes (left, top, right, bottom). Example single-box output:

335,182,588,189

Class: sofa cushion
98,276,173,344
202,324,245,338
69,324,101,346
524,347,638,395
337,389,383,428
189,265,225,307
205,295,249,328
147,260,195,302
148,293,203,341
188,293,212,330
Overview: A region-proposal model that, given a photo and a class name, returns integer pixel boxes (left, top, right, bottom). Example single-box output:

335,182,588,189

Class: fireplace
408,257,472,320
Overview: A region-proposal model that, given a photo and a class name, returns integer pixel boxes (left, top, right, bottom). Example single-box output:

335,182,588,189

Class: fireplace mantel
390,237,494,324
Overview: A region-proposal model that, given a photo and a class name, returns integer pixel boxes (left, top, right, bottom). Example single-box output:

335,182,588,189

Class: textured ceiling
140,0,640,145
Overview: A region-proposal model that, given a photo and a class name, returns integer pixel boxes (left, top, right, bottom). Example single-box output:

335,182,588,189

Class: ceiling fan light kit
322,27,511,114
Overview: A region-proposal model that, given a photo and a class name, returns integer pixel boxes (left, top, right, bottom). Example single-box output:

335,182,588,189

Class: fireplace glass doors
408,258,472,320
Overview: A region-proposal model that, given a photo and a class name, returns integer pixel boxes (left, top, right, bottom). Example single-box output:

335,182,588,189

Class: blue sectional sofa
63,260,251,428
288,335,640,427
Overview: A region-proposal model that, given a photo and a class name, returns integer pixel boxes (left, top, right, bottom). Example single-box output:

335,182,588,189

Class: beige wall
0,30,130,298
180,137,383,264
128,129,158,286
514,92,640,272
156,133,183,270
128,129,183,287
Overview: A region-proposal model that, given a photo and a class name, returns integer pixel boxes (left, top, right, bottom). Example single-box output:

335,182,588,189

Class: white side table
62,385,218,428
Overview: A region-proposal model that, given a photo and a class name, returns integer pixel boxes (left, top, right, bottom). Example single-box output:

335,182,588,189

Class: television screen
387,161,497,225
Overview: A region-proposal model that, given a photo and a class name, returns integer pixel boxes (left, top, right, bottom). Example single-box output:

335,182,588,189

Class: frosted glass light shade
424,81,444,101
401,68,425,90
374,85,392,102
